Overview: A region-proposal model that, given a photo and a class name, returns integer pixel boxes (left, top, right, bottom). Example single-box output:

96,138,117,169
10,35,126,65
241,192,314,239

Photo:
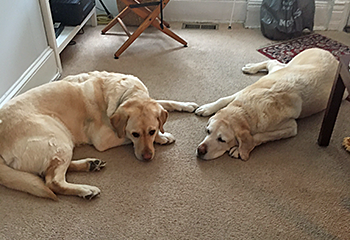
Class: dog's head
110,99,168,161
196,109,254,161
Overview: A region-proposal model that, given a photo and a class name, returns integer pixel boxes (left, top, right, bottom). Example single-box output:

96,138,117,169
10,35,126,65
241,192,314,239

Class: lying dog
195,48,338,160
0,71,197,200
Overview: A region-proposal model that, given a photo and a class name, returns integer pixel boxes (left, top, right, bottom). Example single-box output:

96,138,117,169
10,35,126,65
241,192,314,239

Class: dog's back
255,48,338,118
283,48,338,118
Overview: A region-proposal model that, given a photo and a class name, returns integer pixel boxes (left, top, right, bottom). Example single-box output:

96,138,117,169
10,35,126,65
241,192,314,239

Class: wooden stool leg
101,7,132,34
129,2,188,46
151,21,187,46
318,73,345,146
114,6,161,58
110,0,188,58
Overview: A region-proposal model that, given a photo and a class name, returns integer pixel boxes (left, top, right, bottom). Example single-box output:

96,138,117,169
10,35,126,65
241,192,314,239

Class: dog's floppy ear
227,115,255,161
158,108,168,134
236,130,255,161
110,107,129,138
207,115,214,127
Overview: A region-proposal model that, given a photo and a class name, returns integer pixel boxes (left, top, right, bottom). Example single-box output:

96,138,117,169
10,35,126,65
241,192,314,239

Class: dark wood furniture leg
318,55,350,146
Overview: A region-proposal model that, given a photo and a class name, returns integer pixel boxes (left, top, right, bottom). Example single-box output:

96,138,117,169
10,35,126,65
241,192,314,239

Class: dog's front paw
195,103,216,116
228,146,249,161
228,147,240,159
229,147,250,161
242,63,259,74
181,102,199,112
155,132,175,145
88,159,106,171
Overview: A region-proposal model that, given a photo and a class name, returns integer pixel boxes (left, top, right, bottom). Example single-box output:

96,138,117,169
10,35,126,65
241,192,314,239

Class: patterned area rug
257,33,350,63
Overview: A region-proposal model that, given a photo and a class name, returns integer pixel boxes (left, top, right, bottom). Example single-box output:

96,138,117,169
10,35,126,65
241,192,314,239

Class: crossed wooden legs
101,0,187,59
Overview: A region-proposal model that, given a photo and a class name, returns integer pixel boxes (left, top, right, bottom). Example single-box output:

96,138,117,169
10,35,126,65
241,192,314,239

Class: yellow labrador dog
0,71,197,200
195,48,338,160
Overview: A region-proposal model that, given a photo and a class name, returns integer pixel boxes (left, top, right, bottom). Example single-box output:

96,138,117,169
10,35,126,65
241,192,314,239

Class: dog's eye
218,137,226,143
132,132,140,138
149,130,155,136
206,129,211,135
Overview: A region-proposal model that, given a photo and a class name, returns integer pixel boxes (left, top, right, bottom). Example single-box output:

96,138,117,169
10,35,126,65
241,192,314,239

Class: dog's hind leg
68,158,106,172
0,156,57,200
45,147,101,200
242,60,286,74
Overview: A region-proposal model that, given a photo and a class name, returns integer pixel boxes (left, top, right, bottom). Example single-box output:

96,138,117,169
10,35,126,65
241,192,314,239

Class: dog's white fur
195,48,339,160
0,71,198,200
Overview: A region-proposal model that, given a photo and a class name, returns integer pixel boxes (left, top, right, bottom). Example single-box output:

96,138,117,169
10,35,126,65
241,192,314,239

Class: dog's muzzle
141,149,153,161
197,143,207,158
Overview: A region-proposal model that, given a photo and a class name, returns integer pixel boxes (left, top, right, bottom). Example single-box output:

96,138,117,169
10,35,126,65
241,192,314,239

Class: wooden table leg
318,55,350,146
318,72,345,146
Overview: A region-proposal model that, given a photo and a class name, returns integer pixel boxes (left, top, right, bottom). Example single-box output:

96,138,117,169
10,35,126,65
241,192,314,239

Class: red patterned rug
257,33,350,63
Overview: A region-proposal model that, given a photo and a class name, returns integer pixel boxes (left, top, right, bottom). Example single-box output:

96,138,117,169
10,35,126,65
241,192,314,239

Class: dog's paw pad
83,192,99,200
342,137,350,152
88,159,106,171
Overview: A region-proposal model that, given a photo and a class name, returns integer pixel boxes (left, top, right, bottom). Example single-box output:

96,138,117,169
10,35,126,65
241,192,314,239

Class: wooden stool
101,0,187,59
318,54,350,146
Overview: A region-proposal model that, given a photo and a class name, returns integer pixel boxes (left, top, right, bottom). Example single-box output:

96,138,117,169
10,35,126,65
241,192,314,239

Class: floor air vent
182,23,219,30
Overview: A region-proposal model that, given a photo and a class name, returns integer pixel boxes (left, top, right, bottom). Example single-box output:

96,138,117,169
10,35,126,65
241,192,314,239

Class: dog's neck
105,86,150,117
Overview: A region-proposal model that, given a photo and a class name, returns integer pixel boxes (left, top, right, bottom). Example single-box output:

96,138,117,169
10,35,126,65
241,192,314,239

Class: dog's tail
0,156,58,201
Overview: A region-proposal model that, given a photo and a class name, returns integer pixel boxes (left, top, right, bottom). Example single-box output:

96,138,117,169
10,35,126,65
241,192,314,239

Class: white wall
0,0,59,107
164,0,246,23
96,0,119,17
0,0,47,97
163,0,350,31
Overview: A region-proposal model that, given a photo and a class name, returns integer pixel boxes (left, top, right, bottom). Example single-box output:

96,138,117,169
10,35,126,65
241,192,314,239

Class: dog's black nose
197,144,207,157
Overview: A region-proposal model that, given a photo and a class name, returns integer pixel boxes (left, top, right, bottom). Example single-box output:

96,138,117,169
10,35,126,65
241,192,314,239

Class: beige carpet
1,23,350,239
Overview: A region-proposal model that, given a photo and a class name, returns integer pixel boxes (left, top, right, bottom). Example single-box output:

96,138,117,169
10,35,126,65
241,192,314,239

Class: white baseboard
0,47,60,108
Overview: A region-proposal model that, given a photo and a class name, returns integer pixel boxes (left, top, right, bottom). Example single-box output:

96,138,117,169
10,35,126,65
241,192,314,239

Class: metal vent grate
182,23,219,30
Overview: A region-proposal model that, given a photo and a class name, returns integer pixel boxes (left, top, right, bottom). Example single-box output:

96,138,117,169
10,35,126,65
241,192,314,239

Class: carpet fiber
1,24,350,240
257,33,350,63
